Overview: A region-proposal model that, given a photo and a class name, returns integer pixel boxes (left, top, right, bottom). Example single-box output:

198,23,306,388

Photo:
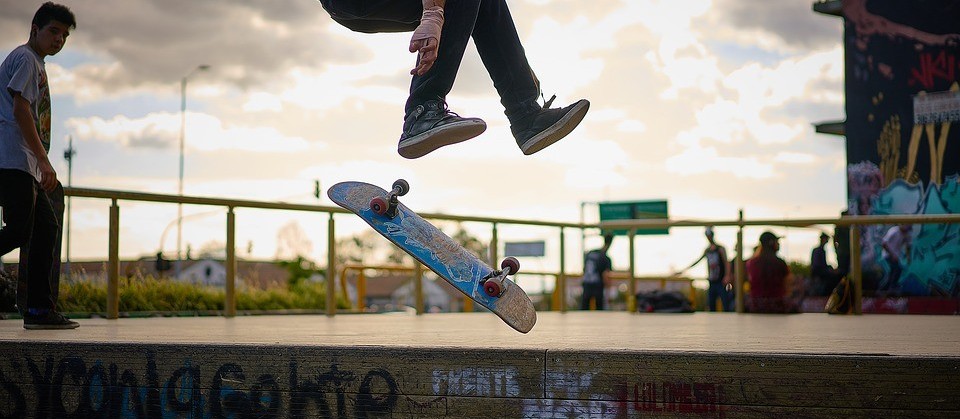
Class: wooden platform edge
1,341,958,418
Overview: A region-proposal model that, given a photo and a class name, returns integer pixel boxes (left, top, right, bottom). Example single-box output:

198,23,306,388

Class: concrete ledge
1,312,958,418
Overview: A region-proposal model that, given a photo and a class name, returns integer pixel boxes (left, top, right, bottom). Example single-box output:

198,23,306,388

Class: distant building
178,259,226,287
342,272,465,313
25,258,290,288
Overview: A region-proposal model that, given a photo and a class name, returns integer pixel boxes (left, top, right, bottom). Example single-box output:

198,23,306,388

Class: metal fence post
490,222,499,265
559,227,566,313
736,210,745,313
414,263,424,314
108,199,120,319
628,229,637,312
225,207,236,317
850,226,862,315
327,213,336,317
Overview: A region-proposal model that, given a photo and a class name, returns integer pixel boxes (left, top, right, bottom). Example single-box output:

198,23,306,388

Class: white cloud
774,152,817,165
66,112,318,153
665,146,775,179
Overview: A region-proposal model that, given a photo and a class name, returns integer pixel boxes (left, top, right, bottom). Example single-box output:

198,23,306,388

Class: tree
277,255,318,288
275,221,313,261
335,222,487,267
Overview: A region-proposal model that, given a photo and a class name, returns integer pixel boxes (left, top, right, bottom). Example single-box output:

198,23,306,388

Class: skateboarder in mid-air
319,0,590,159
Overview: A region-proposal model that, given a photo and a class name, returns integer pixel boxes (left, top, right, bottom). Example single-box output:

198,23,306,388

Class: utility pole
64,135,76,279
176,64,210,279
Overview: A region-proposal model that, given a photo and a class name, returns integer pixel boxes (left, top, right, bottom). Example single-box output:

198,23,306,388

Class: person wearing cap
810,232,841,296
745,231,796,313
681,227,732,312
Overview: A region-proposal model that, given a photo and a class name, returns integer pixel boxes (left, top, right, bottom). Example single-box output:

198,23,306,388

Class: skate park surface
1,311,958,418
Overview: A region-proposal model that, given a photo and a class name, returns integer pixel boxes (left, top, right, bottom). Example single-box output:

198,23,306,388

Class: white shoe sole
398,120,487,159
520,100,590,155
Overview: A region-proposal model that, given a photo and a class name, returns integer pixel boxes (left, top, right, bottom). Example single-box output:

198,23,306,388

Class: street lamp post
63,135,76,280
176,64,210,278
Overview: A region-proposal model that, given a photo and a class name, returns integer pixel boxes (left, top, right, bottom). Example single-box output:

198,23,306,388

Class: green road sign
598,200,668,236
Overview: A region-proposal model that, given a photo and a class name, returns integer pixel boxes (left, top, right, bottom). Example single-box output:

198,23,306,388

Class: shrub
5,276,348,314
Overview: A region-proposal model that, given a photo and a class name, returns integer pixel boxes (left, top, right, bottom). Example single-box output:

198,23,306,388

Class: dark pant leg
581,284,603,310
0,169,36,256
20,181,59,310
720,285,734,312
320,0,421,33
880,257,902,292
48,183,64,303
471,0,542,121
1,169,44,313
406,0,484,113
707,281,721,311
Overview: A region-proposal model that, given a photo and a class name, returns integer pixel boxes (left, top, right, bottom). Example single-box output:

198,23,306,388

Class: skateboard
328,180,537,333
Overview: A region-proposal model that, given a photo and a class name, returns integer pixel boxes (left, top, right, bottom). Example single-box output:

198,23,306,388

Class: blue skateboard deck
328,181,537,333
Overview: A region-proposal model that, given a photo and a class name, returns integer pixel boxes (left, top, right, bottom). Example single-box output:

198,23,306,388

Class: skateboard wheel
370,197,389,215
393,179,410,196
483,280,502,297
500,257,520,275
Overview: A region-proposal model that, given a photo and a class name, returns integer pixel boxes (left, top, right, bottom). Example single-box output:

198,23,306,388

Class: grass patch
32,277,348,314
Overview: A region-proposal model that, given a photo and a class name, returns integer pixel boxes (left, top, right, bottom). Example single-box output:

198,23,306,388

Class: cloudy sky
1,0,847,282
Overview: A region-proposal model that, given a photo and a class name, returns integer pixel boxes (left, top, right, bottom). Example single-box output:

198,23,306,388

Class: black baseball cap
759,231,780,244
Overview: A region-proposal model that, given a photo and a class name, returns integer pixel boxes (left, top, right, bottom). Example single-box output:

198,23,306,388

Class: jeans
0,169,62,311
879,256,902,293
319,0,542,121
707,280,733,312
581,283,604,310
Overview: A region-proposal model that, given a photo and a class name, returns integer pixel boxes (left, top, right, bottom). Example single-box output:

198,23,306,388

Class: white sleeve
6,53,39,104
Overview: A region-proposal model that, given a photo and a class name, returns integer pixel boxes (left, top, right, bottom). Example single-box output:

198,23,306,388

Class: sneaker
398,100,486,159
511,96,590,155
23,311,80,330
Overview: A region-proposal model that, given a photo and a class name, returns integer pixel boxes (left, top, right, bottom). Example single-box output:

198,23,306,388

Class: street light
176,64,210,277
63,135,76,280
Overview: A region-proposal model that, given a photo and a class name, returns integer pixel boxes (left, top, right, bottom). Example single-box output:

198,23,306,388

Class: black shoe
23,311,80,330
398,100,486,159
511,96,590,155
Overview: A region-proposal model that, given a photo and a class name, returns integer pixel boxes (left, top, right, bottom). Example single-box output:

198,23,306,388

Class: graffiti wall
843,0,960,296
1,342,955,417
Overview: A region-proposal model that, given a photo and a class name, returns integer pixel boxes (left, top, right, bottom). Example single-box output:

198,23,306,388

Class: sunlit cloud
775,151,817,165
66,112,318,153
665,146,775,179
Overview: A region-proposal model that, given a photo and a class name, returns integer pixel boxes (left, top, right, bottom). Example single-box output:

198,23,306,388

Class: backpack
825,277,853,314
636,290,694,313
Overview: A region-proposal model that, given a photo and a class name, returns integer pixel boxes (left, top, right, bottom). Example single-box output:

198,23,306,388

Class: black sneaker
398,100,486,159
511,96,590,155
23,311,80,330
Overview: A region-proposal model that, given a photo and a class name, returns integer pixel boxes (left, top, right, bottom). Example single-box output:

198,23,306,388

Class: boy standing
0,2,78,329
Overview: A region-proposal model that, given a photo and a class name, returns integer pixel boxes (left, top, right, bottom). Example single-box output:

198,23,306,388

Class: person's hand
37,157,58,192
409,6,443,76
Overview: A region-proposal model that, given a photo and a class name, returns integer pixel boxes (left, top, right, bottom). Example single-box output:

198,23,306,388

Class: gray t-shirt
0,44,50,182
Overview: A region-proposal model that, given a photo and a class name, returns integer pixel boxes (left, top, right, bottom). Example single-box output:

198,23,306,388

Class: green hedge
4,276,348,314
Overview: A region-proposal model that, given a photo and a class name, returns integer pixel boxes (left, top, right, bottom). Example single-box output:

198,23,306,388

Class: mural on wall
843,0,960,296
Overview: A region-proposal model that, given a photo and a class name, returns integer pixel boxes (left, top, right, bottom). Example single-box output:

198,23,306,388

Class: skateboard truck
482,257,520,297
370,179,409,218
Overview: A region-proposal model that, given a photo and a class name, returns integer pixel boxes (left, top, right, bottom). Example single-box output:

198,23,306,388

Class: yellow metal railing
62,187,583,319
550,272,696,311
60,186,960,318
599,212,960,314
339,264,417,312
338,265,695,313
